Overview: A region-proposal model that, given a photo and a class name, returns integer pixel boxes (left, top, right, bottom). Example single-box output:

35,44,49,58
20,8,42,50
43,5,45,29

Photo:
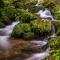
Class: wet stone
0,39,49,60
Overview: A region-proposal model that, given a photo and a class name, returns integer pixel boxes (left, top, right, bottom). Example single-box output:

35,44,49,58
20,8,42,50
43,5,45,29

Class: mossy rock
56,29,60,36
19,12,37,23
53,13,60,20
49,49,60,60
49,36,60,49
12,19,52,39
12,23,34,39
31,19,51,37
53,21,60,33
23,32,34,40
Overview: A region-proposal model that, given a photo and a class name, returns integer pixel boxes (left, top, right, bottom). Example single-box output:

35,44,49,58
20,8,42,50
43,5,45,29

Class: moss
49,49,60,60
23,32,34,40
0,16,10,25
19,13,37,23
12,19,52,39
0,22,5,28
12,23,34,39
25,3,45,13
56,29,60,36
53,21,60,33
49,36,60,49
53,13,60,20
31,19,51,37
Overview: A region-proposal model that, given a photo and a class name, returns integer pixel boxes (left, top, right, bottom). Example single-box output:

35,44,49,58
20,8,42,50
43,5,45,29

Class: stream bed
0,9,56,60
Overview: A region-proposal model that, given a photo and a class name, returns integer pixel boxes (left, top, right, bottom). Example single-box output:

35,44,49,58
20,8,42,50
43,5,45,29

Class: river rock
0,39,48,60
22,41,48,53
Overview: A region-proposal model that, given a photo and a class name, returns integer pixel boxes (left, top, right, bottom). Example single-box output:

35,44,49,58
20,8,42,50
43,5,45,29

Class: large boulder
12,20,52,39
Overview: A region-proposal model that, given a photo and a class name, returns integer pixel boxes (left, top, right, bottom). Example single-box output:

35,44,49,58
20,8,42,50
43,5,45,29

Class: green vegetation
0,0,60,60
48,36,60,60
49,36,60,49
0,22,5,28
0,0,38,28
53,21,60,33
53,13,60,20
12,23,34,39
26,5,45,13
56,30,60,37
31,20,51,37
18,11,37,23
12,20,51,39
49,49,60,60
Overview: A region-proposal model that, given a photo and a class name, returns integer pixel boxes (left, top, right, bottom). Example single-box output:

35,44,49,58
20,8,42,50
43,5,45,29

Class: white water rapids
26,9,56,60
0,21,19,50
0,9,56,60
26,47,50,60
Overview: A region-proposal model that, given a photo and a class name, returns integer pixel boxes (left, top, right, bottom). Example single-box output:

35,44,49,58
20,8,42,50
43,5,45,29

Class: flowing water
0,21,19,50
36,9,54,20
27,9,56,60
0,9,56,60
26,47,50,60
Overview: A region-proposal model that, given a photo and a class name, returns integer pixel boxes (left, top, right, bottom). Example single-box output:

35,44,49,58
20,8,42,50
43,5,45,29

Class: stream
0,21,19,49
0,9,56,60
26,9,56,60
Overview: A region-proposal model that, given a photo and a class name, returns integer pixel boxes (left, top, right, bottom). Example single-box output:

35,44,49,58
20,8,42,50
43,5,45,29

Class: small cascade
26,47,50,60
50,25,56,38
0,21,19,50
36,9,54,20
36,9,56,38
26,9,56,60
0,8,56,60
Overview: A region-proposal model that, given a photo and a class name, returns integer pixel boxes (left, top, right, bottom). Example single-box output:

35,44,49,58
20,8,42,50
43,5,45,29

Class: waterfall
26,47,50,60
36,9,54,20
36,9,56,37
26,9,56,60
0,8,56,60
0,21,19,50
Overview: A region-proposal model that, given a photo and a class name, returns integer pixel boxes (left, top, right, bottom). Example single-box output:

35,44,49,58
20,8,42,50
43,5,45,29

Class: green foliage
4,0,13,5
19,13,37,23
49,36,60,49
53,13,60,20
53,3,60,13
16,9,37,23
50,49,60,60
12,0,37,8
54,49,60,60
0,0,4,8
53,21,60,33
3,6,17,21
12,23,34,39
23,32,34,40
12,19,52,39
56,29,60,36
0,6,17,28
0,22,5,28
25,1,45,13
28,6,45,13
0,16,10,25
31,20,51,37
55,21,60,36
